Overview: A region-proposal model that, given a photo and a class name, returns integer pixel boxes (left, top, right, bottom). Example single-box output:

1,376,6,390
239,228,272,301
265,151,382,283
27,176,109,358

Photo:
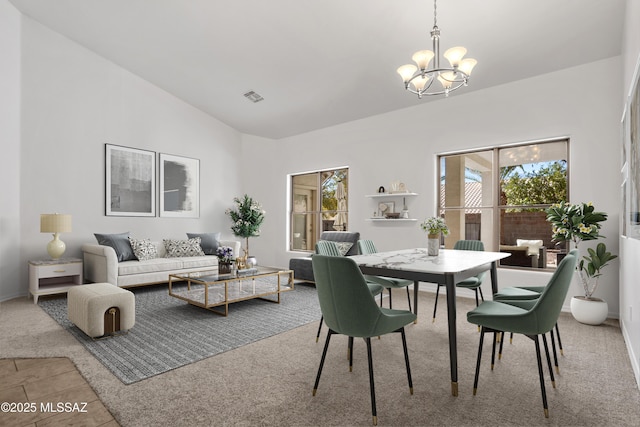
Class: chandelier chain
433,0,437,28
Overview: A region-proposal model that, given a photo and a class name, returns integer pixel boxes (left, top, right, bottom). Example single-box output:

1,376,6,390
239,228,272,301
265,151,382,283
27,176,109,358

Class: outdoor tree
501,161,567,207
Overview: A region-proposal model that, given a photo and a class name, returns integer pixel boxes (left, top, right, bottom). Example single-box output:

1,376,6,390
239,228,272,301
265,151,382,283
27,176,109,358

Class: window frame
289,167,349,253
437,138,570,269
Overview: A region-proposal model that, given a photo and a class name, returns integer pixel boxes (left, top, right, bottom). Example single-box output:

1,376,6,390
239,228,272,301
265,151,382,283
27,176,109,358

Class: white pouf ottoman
68,283,135,338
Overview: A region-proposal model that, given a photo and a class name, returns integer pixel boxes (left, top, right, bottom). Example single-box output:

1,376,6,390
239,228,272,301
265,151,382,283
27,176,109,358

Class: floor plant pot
570,296,608,325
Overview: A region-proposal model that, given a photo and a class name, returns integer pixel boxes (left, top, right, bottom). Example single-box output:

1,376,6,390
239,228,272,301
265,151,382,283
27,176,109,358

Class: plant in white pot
546,201,617,325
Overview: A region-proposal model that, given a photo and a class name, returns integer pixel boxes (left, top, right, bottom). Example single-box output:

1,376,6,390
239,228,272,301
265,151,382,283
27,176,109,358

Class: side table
28,258,83,304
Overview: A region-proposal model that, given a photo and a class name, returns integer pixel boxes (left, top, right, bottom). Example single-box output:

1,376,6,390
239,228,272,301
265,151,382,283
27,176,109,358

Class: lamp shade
443,46,467,67
459,58,477,76
40,214,72,233
411,50,435,70
397,64,418,83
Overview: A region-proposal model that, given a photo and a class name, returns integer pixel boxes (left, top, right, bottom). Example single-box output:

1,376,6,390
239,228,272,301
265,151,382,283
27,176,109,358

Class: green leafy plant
546,201,607,245
546,201,616,299
226,195,265,255
420,216,450,237
577,243,618,298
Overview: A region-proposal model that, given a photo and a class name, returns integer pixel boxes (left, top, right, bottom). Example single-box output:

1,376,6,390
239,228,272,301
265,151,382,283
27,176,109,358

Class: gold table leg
451,381,458,396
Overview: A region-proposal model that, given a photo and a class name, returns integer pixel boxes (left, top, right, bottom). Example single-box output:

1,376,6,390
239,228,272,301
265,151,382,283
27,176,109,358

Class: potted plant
546,201,617,325
216,246,234,274
226,195,265,267
420,216,449,256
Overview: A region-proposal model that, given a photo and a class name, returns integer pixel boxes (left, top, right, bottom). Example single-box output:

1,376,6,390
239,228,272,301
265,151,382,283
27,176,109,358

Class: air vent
243,91,264,103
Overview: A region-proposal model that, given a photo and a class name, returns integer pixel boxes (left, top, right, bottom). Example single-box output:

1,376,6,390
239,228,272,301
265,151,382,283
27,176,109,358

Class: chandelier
397,0,477,98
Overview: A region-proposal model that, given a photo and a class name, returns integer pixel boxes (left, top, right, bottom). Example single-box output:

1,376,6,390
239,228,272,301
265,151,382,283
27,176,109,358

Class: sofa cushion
94,232,136,262
118,258,185,276
516,239,544,256
186,232,221,255
129,237,158,261
181,256,219,269
163,238,205,257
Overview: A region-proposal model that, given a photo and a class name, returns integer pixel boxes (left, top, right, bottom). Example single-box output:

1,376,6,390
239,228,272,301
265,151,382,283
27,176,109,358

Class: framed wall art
159,153,200,218
105,144,156,217
628,56,640,239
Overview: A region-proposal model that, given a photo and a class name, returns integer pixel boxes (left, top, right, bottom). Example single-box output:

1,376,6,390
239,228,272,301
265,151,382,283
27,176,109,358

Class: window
290,168,348,252
438,139,568,269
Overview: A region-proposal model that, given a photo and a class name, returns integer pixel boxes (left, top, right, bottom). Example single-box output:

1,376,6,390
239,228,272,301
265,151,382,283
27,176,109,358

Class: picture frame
159,153,200,218
621,102,629,237
105,144,156,217
378,201,395,216
628,55,640,239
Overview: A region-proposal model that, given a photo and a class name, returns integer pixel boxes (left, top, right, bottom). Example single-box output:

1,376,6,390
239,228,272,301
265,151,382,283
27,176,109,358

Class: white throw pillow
163,237,205,257
516,239,544,257
334,242,353,256
129,237,158,261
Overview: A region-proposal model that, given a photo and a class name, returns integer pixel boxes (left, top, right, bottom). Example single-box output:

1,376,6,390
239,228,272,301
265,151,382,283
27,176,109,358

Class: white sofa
82,240,241,287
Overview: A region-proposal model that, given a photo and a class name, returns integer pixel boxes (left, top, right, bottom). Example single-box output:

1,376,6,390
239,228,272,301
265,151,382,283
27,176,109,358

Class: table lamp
40,213,72,259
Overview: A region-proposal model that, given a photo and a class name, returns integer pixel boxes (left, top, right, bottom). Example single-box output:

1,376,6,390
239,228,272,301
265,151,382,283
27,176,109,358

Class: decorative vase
219,262,232,275
246,256,257,268
570,296,608,325
427,234,440,256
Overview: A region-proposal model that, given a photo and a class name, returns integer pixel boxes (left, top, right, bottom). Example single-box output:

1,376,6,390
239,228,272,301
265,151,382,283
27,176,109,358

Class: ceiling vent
243,91,264,103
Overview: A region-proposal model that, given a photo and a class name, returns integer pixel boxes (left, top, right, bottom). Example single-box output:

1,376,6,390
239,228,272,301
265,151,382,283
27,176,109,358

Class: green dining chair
466,252,577,418
357,240,414,311
433,240,486,322
311,255,416,426
314,241,384,342
493,249,579,369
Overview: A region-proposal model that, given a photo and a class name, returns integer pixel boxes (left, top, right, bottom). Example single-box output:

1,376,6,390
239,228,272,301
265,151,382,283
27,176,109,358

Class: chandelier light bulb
397,64,418,83
443,46,467,68
437,72,456,89
412,75,430,91
458,58,477,76
411,50,435,70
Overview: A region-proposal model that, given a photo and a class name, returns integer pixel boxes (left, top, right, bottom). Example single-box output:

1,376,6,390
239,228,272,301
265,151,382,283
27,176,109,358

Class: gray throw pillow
94,232,136,262
186,232,221,255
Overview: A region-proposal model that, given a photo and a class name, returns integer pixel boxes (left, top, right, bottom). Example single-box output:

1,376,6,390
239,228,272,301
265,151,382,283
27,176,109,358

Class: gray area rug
39,283,320,384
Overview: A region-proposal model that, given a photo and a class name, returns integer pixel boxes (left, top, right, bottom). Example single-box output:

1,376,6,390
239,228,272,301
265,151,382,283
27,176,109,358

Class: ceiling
9,0,626,139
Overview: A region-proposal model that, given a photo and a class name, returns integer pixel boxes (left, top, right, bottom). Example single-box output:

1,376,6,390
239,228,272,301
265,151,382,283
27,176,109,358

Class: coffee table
168,266,294,316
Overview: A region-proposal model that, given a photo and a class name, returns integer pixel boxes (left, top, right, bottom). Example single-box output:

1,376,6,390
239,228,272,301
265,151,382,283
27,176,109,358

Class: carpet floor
2,286,639,426
38,283,321,384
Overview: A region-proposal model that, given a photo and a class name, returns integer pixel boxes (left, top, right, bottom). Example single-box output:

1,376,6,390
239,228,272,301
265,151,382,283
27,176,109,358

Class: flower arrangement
420,216,450,237
546,201,607,246
225,195,266,257
216,246,234,264
546,201,617,299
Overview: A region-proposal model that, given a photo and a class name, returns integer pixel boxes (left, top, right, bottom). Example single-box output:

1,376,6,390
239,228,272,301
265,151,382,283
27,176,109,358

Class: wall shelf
365,192,418,198
366,218,417,222
365,192,419,222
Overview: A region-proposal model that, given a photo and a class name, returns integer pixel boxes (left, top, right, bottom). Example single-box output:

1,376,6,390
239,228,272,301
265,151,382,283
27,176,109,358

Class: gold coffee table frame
168,267,294,316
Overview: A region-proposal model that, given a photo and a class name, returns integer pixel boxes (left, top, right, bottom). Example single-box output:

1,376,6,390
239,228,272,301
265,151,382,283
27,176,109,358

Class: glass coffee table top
168,266,294,316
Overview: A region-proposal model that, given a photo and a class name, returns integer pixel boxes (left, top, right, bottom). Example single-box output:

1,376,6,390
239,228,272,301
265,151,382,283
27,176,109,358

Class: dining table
349,247,510,396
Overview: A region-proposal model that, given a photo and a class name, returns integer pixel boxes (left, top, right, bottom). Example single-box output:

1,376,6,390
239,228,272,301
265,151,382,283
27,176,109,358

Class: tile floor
0,357,118,426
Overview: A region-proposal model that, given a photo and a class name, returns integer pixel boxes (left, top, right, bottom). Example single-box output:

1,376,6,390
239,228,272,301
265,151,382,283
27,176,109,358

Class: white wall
620,0,640,388
1,15,244,301
243,56,622,317
0,0,22,301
